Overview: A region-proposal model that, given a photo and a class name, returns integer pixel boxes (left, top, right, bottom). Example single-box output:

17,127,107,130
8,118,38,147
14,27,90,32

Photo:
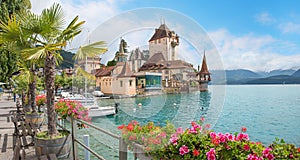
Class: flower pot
132,142,153,160
25,112,44,128
35,131,71,159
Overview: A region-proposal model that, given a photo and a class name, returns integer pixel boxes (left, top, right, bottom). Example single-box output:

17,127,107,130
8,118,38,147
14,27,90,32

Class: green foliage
36,130,69,140
0,0,31,83
107,59,117,66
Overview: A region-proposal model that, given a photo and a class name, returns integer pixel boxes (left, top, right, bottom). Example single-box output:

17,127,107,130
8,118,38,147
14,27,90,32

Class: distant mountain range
211,69,300,84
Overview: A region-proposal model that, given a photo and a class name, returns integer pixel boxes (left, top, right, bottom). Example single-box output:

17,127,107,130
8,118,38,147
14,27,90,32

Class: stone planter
35,131,71,159
25,112,44,128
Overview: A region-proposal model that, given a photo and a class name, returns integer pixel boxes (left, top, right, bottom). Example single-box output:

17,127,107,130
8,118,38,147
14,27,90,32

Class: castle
95,23,211,96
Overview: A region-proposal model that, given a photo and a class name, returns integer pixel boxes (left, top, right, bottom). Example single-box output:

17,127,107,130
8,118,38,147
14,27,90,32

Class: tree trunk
45,53,58,138
29,73,37,113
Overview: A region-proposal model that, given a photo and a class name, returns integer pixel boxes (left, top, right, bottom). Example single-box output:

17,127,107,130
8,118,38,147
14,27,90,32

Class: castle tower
148,22,179,61
198,52,211,92
115,38,128,62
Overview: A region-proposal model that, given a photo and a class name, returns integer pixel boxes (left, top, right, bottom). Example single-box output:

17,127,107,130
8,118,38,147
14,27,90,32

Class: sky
30,0,300,72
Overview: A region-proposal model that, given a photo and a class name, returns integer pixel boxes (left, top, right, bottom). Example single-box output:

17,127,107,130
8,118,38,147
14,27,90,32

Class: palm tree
0,3,107,138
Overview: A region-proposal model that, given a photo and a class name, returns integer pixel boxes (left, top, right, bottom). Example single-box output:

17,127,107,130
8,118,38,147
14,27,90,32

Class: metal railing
69,118,128,160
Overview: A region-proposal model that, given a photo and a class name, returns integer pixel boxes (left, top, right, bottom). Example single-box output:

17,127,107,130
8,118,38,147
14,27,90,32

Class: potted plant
25,94,46,127
35,99,90,158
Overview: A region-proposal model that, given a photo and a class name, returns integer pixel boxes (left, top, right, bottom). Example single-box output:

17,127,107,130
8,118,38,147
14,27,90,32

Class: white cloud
30,0,121,48
208,29,300,71
255,12,276,25
279,22,300,34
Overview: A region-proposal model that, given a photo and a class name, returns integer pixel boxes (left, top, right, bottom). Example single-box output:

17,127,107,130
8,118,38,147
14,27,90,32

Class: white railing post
83,135,90,160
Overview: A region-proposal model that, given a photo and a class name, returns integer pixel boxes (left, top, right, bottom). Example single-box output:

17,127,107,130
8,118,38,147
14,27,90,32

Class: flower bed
118,119,300,160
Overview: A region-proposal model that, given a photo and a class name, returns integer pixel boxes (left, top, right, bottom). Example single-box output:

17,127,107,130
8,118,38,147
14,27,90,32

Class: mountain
210,69,300,84
258,69,296,77
225,69,262,84
246,75,300,84
292,69,300,77
58,50,75,69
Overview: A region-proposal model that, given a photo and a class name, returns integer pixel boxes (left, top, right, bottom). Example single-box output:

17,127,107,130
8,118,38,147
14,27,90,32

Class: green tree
0,0,31,83
0,3,107,138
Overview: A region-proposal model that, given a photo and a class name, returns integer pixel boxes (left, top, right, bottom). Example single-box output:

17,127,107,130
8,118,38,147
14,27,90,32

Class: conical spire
199,51,210,75
119,38,125,55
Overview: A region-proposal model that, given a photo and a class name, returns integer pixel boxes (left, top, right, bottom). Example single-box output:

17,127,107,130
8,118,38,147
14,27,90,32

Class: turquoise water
76,85,300,159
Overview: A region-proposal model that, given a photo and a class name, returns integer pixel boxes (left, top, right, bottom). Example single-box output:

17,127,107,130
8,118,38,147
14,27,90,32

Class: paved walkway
0,95,38,160
0,95,17,159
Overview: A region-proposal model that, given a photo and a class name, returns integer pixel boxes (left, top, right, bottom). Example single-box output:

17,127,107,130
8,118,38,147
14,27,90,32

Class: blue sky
31,0,300,71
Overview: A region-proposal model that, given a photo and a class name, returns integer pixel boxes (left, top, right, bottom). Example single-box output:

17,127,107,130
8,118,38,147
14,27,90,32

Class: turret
197,52,211,92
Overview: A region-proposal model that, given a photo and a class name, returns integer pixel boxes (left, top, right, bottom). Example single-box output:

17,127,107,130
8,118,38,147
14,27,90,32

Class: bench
12,136,25,160
12,115,40,147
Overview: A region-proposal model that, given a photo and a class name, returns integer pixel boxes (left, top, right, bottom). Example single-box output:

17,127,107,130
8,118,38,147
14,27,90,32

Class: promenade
0,94,36,159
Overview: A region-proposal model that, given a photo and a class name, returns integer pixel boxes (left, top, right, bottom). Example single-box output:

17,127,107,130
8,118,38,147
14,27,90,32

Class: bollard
83,135,90,160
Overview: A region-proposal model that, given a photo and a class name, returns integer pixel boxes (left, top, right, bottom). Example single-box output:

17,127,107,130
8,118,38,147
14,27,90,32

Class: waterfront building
139,23,196,92
128,48,149,72
95,39,136,96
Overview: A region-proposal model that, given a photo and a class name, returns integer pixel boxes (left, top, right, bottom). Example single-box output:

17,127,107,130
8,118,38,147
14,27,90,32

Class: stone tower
198,52,211,92
148,23,179,61
115,38,128,62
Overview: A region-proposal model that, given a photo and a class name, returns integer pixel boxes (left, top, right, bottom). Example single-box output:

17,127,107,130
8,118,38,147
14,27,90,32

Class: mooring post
119,137,127,160
83,135,90,160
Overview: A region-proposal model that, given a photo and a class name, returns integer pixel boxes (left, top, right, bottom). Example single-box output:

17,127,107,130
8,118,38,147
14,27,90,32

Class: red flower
241,127,247,133
298,148,300,152
117,124,125,130
127,123,134,131
191,121,196,126
193,149,200,156
200,117,205,121
244,144,250,151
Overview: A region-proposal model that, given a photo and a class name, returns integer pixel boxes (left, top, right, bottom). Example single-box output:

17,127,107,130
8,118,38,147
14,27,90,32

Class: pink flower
225,133,235,141
176,127,183,134
210,132,217,139
179,145,189,155
262,148,272,155
247,154,263,160
170,134,178,145
206,148,216,160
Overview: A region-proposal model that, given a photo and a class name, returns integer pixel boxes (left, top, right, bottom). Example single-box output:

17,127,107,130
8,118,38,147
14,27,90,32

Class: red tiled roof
149,24,172,41
199,54,210,75
95,66,114,77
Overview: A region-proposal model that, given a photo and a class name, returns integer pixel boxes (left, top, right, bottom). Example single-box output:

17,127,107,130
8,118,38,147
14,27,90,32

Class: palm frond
74,41,107,60
75,67,96,80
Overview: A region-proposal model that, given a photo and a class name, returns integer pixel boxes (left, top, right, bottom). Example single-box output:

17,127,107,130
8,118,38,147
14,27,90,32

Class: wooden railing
69,118,128,160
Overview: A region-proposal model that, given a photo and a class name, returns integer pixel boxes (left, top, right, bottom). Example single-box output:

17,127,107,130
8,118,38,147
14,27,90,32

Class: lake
76,85,300,159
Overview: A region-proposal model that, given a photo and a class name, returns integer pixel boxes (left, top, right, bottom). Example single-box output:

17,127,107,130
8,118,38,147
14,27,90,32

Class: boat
86,105,116,117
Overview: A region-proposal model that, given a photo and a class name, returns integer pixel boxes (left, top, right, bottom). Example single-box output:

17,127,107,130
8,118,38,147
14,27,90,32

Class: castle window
120,81,123,87
129,80,133,86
